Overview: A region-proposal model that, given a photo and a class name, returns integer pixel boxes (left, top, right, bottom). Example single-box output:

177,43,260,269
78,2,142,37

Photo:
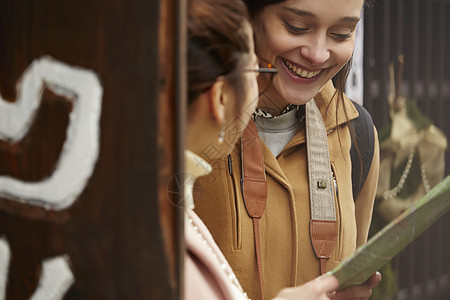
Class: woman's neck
258,92,289,116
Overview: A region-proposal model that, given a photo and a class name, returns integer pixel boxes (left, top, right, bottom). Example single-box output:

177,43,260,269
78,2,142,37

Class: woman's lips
281,58,322,79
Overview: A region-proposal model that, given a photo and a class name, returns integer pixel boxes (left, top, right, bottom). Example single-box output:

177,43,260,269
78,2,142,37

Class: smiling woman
194,0,382,299
252,0,363,113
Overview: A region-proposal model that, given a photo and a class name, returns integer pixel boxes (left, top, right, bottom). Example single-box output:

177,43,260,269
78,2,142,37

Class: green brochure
332,175,450,290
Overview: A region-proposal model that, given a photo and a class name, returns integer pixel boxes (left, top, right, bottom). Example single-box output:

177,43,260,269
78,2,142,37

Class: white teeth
283,58,321,78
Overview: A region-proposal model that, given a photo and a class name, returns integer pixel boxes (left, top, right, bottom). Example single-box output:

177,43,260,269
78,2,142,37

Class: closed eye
283,21,308,34
331,33,352,41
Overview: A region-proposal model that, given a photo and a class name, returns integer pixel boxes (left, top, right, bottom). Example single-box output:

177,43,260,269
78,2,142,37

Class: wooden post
0,0,183,298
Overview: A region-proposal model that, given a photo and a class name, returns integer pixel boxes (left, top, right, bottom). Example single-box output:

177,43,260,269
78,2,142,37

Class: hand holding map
332,175,450,289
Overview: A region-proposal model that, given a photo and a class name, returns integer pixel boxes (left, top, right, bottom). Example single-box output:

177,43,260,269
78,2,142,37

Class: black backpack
350,101,376,200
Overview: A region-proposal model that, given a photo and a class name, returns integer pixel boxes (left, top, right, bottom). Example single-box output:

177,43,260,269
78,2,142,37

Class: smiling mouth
282,58,322,79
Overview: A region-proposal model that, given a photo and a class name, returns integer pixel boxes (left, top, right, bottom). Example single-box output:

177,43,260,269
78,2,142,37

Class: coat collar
315,80,359,131
262,80,359,173
185,150,212,209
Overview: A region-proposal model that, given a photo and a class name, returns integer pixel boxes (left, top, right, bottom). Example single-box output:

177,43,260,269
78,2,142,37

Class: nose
299,35,330,65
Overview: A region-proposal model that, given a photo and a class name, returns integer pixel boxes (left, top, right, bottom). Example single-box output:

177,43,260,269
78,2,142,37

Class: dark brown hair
188,0,251,106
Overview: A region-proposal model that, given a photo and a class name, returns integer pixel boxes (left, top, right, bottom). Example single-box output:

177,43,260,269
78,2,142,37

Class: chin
273,80,327,106
280,89,317,106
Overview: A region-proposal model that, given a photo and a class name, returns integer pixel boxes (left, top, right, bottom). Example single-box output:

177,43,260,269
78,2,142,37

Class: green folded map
332,175,450,290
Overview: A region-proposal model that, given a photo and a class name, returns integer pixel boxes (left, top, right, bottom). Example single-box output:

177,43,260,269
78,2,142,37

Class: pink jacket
184,150,249,300
185,210,249,300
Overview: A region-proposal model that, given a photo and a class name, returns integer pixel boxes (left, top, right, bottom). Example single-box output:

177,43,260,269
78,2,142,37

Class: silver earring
218,129,225,143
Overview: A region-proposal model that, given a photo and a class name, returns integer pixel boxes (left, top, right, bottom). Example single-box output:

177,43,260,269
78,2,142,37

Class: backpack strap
241,120,267,300
350,101,375,200
305,99,338,275
240,99,338,285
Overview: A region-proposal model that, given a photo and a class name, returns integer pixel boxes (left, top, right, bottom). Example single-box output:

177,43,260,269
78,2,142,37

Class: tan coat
194,81,380,300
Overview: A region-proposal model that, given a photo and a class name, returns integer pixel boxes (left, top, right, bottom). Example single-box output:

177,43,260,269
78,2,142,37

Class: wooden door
0,0,184,299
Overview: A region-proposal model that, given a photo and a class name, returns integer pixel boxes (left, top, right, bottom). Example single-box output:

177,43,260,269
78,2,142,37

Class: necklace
252,104,305,122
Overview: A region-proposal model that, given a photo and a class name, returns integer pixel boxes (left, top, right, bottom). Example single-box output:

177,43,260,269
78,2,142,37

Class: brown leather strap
319,258,327,275
241,121,267,300
241,121,267,218
253,218,264,300
310,219,338,275
241,101,338,289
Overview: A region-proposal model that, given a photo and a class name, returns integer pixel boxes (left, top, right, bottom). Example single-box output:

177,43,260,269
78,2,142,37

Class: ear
209,78,227,125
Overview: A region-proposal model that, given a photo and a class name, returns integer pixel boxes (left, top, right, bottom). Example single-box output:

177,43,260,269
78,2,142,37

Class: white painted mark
0,237,10,300
0,237,74,300
30,255,74,300
0,56,103,210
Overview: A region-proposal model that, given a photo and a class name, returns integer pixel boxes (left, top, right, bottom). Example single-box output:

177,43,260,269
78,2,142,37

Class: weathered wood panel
0,0,182,299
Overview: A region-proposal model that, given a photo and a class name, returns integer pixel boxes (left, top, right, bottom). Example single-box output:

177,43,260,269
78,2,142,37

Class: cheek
255,26,297,59
239,77,259,131
248,76,259,107
334,42,355,67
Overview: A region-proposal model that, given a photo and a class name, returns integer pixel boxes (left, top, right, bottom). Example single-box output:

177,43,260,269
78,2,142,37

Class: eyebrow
280,6,360,24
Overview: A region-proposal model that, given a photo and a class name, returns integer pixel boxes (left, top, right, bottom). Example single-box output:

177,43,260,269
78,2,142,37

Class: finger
335,284,372,300
326,290,337,299
364,272,382,289
302,275,339,299
317,271,333,281
334,272,381,300
319,275,339,292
